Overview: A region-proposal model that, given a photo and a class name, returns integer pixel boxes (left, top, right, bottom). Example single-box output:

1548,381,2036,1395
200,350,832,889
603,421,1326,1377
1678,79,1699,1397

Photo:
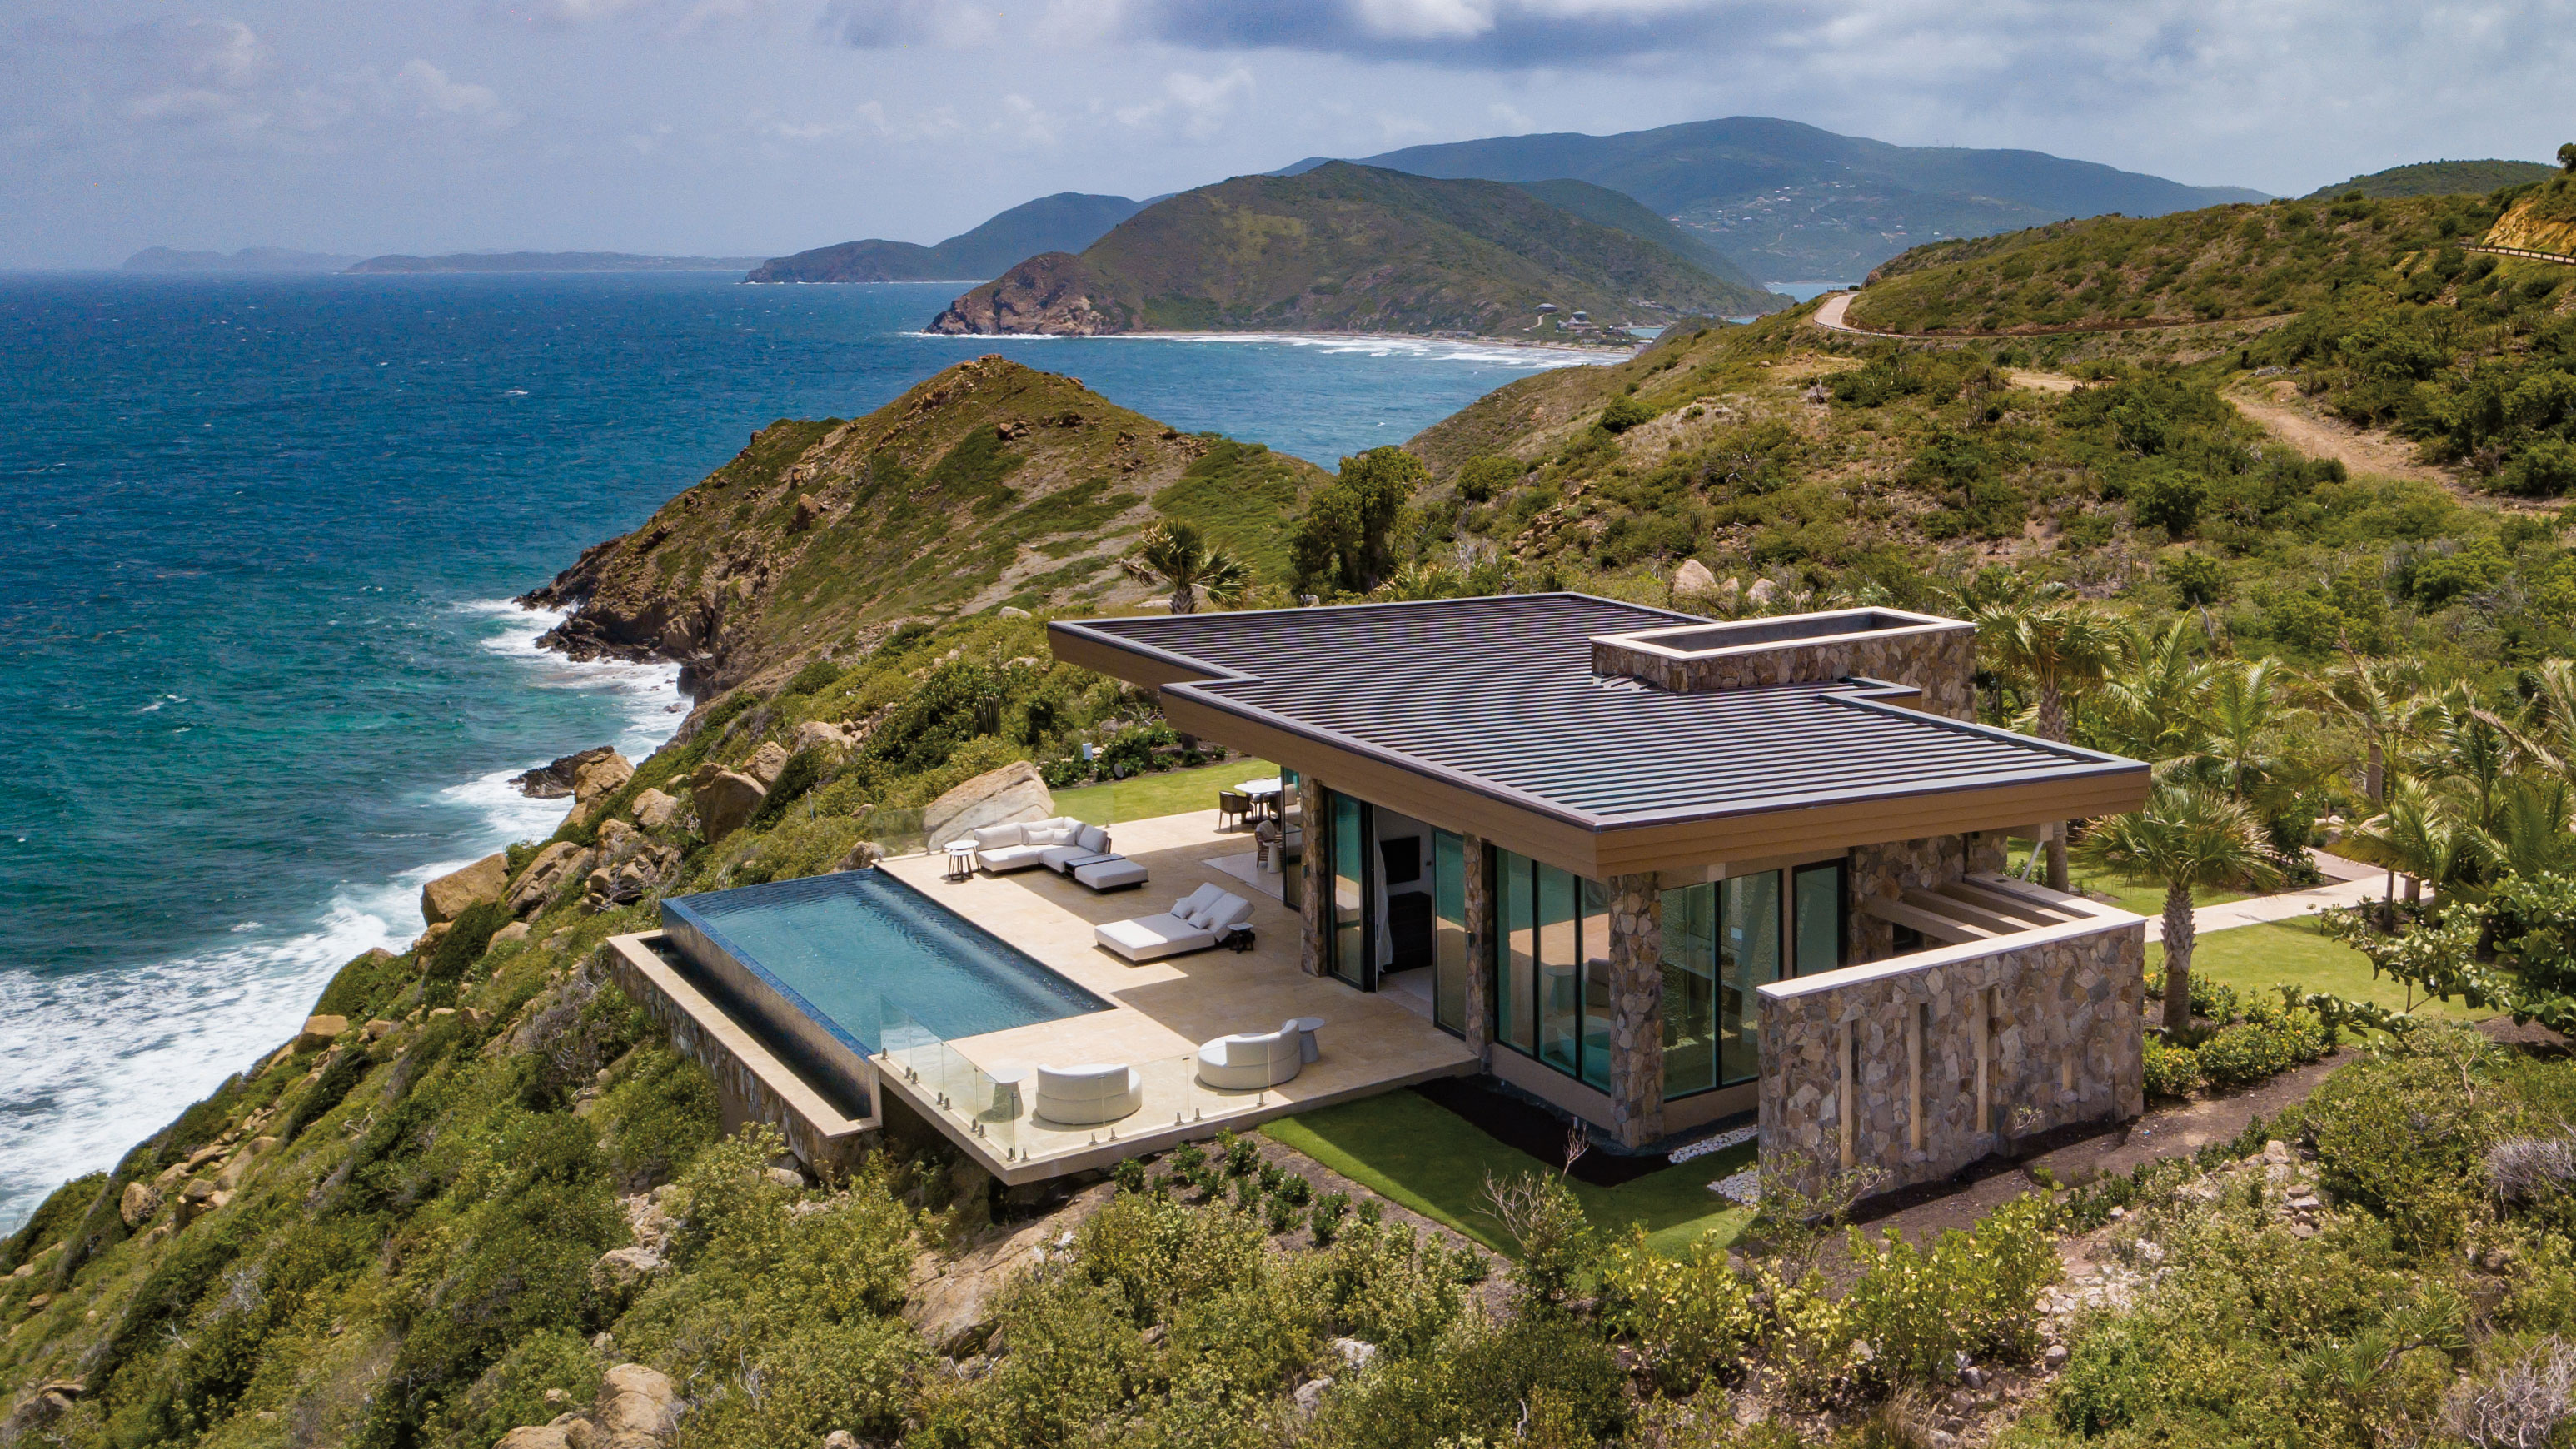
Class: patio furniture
969,817,1095,873
943,842,977,882
1240,778,1285,820
1037,824,1115,874
1093,882,1254,962
1195,1021,1304,1090
1034,1063,1143,1126
1218,924,1254,953
987,1069,1025,1118
1073,855,1149,892
1287,1017,1324,1063
1217,790,1251,831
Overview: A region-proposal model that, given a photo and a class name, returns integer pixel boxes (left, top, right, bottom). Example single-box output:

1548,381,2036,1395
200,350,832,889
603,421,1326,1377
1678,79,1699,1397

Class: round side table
1287,1016,1325,1063
944,842,977,881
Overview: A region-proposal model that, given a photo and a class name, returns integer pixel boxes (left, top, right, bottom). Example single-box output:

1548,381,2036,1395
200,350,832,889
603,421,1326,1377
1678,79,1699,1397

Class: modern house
1049,595,2155,1191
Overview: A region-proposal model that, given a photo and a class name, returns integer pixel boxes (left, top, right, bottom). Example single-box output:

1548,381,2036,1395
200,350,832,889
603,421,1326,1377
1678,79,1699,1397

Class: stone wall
1298,774,1328,978
1755,915,2145,1196
1593,621,1976,720
1604,873,1665,1148
1848,831,2010,961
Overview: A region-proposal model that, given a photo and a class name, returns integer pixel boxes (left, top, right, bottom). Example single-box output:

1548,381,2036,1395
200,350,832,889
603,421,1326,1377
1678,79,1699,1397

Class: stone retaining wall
1592,619,1976,720
1755,907,2144,1196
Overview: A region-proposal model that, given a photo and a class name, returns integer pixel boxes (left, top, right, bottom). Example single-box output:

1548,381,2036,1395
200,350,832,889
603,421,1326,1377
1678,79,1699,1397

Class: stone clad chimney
1589,608,1977,720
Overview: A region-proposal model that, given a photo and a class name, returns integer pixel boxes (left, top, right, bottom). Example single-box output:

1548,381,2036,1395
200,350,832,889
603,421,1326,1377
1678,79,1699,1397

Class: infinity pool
661,870,1108,1083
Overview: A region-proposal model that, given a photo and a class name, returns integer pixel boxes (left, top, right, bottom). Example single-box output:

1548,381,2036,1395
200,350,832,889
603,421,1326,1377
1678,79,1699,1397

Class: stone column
1461,834,1492,1058
1298,776,1328,978
1606,872,1666,1148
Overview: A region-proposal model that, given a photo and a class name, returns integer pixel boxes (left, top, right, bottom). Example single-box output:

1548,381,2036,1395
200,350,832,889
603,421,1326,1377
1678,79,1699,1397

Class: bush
2144,1035,2205,1098
448,1330,605,1449
426,898,514,993
784,658,846,696
746,746,832,831
1456,455,1521,502
2195,1008,2330,1089
1597,1227,1757,1392
595,1044,721,1191
279,1047,373,1144
1599,396,1656,433
2163,549,2227,605
1840,1193,2059,1383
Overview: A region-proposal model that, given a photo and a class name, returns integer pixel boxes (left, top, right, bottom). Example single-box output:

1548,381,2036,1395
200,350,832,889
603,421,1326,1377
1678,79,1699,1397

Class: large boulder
511,746,617,800
631,788,682,831
421,853,510,925
745,741,792,789
695,771,767,842
1671,558,1717,600
509,842,593,916
573,752,635,804
297,1015,349,1052
792,720,856,757
118,1180,160,1227
922,761,1054,852
591,1363,680,1448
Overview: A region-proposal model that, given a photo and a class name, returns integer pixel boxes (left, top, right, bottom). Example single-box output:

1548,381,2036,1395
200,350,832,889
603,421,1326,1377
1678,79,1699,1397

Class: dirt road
2225,381,2450,483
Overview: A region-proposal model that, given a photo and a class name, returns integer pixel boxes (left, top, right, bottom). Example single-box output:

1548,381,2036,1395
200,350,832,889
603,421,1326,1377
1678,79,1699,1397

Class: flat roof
1050,594,2150,876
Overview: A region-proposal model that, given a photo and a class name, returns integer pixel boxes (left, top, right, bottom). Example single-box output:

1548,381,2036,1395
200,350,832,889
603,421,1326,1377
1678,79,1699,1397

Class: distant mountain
1280,117,2268,281
122,247,361,273
1502,178,1761,290
343,252,768,274
926,162,1782,341
745,193,1146,284
2302,159,2559,201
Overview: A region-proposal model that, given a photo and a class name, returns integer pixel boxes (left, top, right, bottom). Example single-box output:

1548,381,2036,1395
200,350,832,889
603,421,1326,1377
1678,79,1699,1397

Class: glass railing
864,806,928,856
870,1003,1314,1164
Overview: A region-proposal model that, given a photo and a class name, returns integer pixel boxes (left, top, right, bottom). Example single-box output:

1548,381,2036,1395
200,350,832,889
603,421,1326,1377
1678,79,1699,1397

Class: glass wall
1535,863,1580,1076
1660,884,1719,1098
1329,791,1370,988
1656,856,1846,1099
1497,850,1536,1053
1492,849,1617,1088
1433,830,1468,1033
1718,872,1783,1086
1278,768,1303,914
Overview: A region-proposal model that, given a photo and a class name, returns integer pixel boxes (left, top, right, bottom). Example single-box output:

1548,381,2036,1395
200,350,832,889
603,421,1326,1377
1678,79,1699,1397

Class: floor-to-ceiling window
1492,849,1614,1087
1655,857,1846,1099
1433,829,1468,1033
1535,862,1581,1076
1328,790,1371,988
1279,768,1303,914
1497,849,1536,1053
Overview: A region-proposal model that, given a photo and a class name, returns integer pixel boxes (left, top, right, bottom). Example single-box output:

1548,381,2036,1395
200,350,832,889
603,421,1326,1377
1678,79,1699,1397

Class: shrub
2054,1320,2160,1435
1310,1191,1350,1245
1308,1310,1627,1449
1482,1171,1595,1308
2143,1035,2204,1098
1597,1227,1758,1392
279,1047,373,1144
2164,549,2227,605
1600,396,1656,433
1839,1193,2059,1383
672,1317,921,1449
448,1330,605,1449
784,658,846,696
1313,1217,1467,1357
595,1043,721,1191
1456,455,1521,502
426,898,514,991
2195,1008,2329,1089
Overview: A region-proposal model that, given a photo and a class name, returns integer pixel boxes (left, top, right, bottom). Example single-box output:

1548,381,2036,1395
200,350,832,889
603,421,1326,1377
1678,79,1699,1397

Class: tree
1960,575,2120,889
2080,782,2284,1034
2306,652,2422,807
1122,520,1250,615
2561,142,2576,174
2339,777,2473,923
1290,446,1423,595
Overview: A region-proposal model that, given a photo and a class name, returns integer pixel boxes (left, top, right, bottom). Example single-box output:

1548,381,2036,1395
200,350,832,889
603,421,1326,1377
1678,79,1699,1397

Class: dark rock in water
513,746,618,799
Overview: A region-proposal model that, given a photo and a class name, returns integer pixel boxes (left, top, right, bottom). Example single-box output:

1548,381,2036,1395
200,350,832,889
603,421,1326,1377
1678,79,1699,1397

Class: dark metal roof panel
1058,595,2139,825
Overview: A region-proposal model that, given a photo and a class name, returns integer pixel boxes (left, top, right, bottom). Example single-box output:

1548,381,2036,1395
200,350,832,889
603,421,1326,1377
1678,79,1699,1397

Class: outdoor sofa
1195,1021,1304,1090
1094,882,1253,962
970,818,1110,874
1034,1063,1144,1125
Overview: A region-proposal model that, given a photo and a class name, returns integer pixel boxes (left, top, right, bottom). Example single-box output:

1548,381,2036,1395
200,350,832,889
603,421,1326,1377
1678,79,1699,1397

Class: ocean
0,271,1602,1230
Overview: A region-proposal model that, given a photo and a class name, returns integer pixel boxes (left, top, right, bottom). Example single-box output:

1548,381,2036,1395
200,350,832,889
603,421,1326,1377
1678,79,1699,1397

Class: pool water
662,870,1108,1053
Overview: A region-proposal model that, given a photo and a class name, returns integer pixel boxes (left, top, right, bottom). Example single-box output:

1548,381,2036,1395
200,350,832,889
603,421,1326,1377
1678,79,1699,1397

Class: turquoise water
667,871,1107,1053
0,271,1596,1228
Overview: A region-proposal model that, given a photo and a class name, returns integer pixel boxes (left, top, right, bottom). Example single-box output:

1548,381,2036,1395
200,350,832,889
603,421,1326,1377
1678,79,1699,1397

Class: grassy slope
1849,192,2505,333
1039,163,1775,336
2302,158,2559,201
528,356,1324,693
1054,757,1280,825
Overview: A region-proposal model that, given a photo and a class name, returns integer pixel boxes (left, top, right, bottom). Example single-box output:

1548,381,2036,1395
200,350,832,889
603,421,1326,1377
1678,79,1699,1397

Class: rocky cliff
2484,176,2576,256
925,252,1134,336
521,356,1322,696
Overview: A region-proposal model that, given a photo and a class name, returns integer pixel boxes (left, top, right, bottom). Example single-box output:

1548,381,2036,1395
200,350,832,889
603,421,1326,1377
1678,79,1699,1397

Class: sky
2,0,2570,269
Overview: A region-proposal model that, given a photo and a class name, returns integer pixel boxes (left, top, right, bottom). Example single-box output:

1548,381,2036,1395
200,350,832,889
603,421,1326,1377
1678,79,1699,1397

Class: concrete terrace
870,808,1479,1182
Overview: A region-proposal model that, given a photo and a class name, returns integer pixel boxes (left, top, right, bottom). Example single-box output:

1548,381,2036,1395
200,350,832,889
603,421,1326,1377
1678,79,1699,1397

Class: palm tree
2339,777,2471,924
2475,777,2576,886
2080,782,2284,1035
1124,521,1251,615
2305,652,2422,808
2089,620,2217,764
2419,682,2516,830
2167,657,2308,805
1962,576,2120,888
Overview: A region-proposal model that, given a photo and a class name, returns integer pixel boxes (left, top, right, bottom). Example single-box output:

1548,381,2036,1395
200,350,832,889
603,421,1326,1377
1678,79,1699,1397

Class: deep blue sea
0,272,1601,1229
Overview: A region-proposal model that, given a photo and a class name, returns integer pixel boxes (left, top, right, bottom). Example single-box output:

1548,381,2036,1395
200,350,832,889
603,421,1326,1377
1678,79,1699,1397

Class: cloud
1115,67,1254,140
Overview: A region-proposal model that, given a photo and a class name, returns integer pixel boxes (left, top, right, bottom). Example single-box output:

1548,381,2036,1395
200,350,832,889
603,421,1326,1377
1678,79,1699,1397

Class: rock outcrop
921,761,1054,851
631,787,683,830
511,746,620,799
510,842,593,916
421,852,510,924
694,771,767,842
297,1015,349,1052
494,1363,679,1449
929,252,1130,336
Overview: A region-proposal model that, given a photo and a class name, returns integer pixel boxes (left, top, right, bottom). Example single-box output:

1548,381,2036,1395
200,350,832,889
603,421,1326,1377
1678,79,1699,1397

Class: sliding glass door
1657,857,1846,1100
1433,829,1467,1033
1492,849,1614,1088
1328,790,1372,989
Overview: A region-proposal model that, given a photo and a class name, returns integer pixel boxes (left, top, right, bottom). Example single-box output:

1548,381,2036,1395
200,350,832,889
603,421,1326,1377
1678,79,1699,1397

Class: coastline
0,601,687,1233
907,326,1635,363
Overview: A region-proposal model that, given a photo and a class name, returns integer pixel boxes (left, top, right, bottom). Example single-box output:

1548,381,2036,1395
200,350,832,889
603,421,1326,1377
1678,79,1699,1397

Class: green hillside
926,162,1780,339
525,356,1323,694
1847,192,2506,334
2302,158,2558,200
1503,177,1762,290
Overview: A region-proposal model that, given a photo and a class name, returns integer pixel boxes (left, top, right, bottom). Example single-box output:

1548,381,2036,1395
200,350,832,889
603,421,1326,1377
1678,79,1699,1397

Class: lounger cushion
1094,914,1217,961
1197,1026,1303,1090
1202,893,1255,933
1034,1063,1144,1125
970,823,1027,849
1173,883,1222,919
1077,824,1110,854
977,844,1051,871
1074,857,1148,890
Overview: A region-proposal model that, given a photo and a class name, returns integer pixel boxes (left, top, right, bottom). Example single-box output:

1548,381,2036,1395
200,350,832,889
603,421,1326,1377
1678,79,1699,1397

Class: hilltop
1289,116,2265,281
744,192,1145,284
522,355,1324,694
1843,192,2507,334
2301,157,2559,199
927,162,1778,341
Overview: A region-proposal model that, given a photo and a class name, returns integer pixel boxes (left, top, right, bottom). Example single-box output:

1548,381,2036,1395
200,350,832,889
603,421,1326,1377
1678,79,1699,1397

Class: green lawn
2151,915,2492,1023
1055,758,1280,825
1264,1090,1755,1259
2005,840,2245,918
